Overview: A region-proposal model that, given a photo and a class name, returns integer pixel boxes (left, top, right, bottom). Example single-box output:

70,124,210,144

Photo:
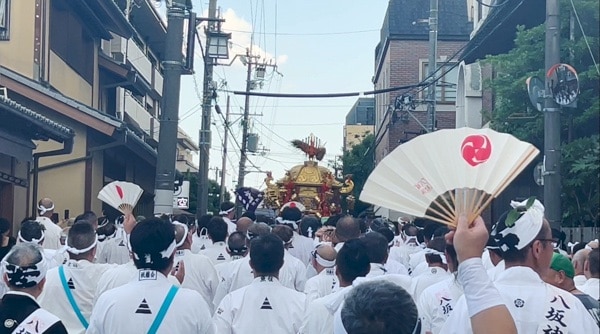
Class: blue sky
177,1,390,192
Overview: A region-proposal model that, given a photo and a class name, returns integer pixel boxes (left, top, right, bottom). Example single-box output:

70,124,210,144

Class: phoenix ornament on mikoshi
291,134,326,161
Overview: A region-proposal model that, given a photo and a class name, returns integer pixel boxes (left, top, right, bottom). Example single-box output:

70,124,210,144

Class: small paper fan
359,128,539,227
98,181,143,214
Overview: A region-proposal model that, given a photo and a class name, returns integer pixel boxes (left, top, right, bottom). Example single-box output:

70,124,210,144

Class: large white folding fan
360,127,539,227
97,181,143,214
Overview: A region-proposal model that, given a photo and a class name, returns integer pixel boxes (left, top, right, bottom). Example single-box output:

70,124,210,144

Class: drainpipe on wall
31,138,74,216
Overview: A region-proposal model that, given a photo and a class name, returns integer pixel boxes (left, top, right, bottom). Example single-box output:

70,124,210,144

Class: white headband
493,198,545,252
133,239,177,263
315,252,336,268
38,204,54,215
17,230,45,245
172,221,189,248
2,252,47,288
424,248,447,264
219,207,234,215
66,235,98,255
306,227,314,238
276,217,299,230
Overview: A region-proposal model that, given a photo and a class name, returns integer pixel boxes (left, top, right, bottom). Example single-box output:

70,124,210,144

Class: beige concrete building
343,124,373,151
177,128,199,174
0,0,167,227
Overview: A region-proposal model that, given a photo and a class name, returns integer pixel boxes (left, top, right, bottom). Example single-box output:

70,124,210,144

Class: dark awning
460,0,546,64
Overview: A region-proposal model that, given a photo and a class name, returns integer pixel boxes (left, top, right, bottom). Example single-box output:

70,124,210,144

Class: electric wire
568,0,600,75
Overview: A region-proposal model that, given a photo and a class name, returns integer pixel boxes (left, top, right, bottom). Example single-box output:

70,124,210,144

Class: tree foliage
483,0,599,227
342,134,375,216
184,171,230,215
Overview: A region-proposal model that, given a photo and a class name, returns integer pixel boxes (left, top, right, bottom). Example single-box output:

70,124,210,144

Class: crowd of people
0,197,598,333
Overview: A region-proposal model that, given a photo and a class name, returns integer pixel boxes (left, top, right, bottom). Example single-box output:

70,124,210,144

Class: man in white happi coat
417,238,463,334
200,217,231,265
95,215,131,265
388,223,422,269
38,222,116,334
410,237,451,300
219,202,237,235
299,239,370,334
213,223,272,308
16,220,66,268
277,206,314,266
581,248,599,300
214,232,248,280
192,214,214,253
271,225,307,291
35,198,62,250
304,243,337,305
572,248,590,289
371,227,409,275
172,221,219,311
0,244,68,334
88,218,214,334
484,237,505,281
442,198,597,334
332,216,361,252
213,233,305,334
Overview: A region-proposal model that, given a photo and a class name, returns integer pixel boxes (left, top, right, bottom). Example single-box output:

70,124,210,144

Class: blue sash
147,285,179,334
58,265,89,329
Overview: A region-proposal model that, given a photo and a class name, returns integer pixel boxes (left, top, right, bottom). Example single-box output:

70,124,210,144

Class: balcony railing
153,67,163,95
110,36,153,85
123,94,152,135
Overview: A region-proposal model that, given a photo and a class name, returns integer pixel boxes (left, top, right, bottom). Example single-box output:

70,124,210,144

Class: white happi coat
409,249,426,273
96,235,130,265
486,259,505,281
200,241,231,265
88,270,214,334
385,258,409,275
174,249,219,311
94,260,182,304
410,266,451,300
36,216,62,250
288,232,314,266
213,276,305,334
215,255,244,280
38,259,115,334
280,250,307,291
304,267,337,306
417,275,463,334
441,266,598,334
299,286,352,334
192,232,212,253
580,278,599,300
574,275,587,290
223,217,237,235
389,244,421,268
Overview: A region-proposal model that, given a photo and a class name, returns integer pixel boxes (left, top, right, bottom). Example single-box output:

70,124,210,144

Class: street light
207,31,231,59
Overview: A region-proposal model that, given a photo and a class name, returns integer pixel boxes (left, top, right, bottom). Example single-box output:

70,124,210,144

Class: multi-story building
372,0,471,220
0,0,167,224
373,0,472,165
176,128,199,174
344,97,374,151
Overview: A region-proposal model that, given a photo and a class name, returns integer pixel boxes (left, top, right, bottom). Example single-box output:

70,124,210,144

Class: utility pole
544,0,561,230
236,48,253,218
197,0,218,218
426,0,438,132
153,0,187,215
220,95,230,203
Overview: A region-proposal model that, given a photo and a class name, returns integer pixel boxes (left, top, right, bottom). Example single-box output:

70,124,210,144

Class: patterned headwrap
491,198,545,252
2,247,47,288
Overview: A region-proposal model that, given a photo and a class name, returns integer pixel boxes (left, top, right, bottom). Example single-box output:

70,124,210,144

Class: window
49,0,94,83
422,62,458,103
0,0,10,41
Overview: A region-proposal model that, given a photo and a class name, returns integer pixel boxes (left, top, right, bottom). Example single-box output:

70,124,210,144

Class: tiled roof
0,95,74,142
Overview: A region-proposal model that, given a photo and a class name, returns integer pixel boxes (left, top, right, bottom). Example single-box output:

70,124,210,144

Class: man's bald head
335,216,360,243
573,249,591,275
38,198,54,217
236,217,253,234
173,223,190,249
316,244,337,262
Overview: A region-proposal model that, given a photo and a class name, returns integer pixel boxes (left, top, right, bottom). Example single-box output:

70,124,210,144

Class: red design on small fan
289,202,296,208
116,185,124,199
461,135,492,167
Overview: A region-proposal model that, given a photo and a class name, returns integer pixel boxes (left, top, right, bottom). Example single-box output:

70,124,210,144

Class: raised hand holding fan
359,128,539,227
97,181,143,214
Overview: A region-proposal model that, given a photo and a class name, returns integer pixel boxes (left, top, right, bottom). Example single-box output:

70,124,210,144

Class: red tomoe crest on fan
461,135,492,167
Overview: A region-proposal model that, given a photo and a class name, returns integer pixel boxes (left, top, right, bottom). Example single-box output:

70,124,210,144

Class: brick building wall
374,39,468,163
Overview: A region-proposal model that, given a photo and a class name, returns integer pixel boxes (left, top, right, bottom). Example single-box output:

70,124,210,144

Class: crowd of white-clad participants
0,197,598,334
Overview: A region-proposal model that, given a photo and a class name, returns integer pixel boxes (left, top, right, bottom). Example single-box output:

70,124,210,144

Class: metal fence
563,227,600,243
